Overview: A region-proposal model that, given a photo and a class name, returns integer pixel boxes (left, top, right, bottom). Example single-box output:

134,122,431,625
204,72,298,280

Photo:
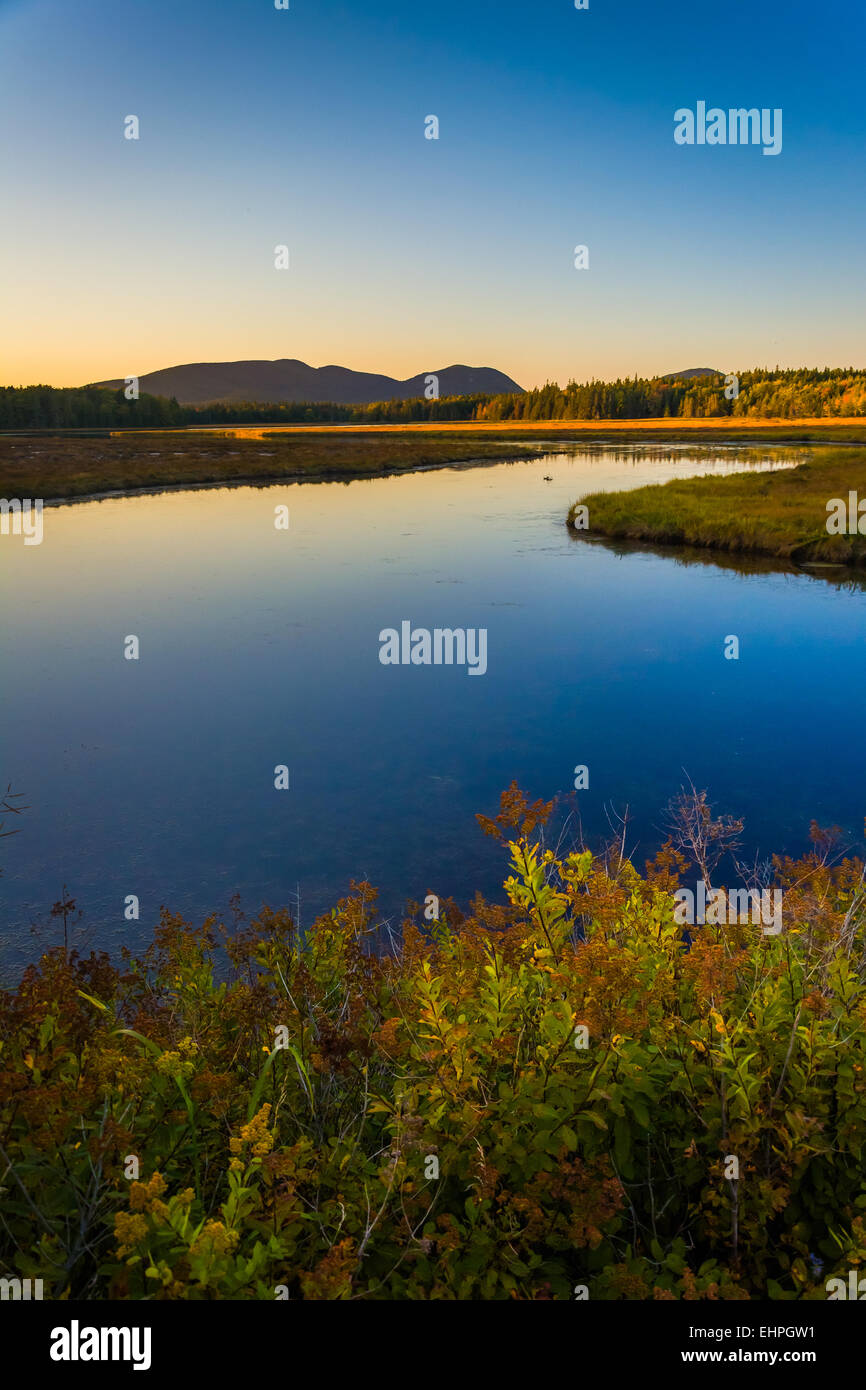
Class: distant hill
90,360,524,406
659,367,721,381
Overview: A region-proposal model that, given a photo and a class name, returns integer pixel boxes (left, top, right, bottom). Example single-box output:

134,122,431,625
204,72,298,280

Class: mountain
659,367,721,381
90,360,524,406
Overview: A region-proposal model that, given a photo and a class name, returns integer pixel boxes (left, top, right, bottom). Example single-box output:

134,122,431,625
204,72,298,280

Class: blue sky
0,0,863,387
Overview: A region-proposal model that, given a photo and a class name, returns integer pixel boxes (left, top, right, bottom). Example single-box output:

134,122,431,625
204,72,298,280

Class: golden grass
115,417,866,438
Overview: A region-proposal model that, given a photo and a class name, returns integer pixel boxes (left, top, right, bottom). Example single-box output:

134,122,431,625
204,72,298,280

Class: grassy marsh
4,421,866,502
568,448,866,569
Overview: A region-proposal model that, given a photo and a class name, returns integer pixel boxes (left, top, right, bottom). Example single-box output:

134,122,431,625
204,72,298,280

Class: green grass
568,447,866,568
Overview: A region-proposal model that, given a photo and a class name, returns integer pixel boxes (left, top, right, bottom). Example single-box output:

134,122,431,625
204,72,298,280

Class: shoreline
567,446,866,573
3,420,862,505
4,414,866,438
36,451,541,508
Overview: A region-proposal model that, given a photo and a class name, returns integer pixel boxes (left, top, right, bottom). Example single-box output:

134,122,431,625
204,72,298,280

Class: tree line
477,367,866,422
1,367,864,431
0,385,489,429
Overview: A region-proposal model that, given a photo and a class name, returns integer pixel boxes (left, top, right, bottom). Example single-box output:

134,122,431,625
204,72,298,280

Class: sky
0,0,864,391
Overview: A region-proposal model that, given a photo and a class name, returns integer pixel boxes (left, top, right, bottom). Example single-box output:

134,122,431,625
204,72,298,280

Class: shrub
1,787,865,1300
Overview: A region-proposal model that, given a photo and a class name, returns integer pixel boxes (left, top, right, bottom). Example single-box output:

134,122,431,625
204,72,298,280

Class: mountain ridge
659,367,721,381
90,359,524,406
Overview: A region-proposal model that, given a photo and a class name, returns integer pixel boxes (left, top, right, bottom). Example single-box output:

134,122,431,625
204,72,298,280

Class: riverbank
568,447,866,568
4,420,866,502
0,430,547,502
2,785,864,1300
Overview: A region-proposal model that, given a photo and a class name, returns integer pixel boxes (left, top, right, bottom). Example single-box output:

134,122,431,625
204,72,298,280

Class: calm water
2,444,865,973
